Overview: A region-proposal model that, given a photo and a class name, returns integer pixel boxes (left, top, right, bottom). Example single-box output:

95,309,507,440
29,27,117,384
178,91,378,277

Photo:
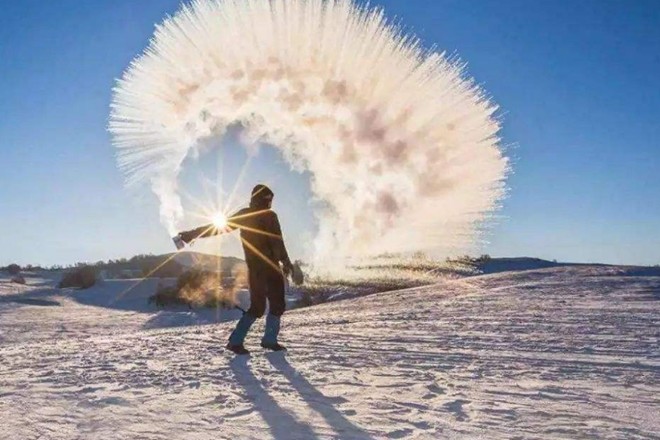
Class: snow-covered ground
0,266,658,439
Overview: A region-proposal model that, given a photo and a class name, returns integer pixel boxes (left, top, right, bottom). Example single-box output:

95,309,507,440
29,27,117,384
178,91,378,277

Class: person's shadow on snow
229,356,319,440
266,353,373,440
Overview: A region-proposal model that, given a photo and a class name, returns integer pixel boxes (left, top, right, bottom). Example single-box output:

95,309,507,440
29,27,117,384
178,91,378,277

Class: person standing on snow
176,184,293,355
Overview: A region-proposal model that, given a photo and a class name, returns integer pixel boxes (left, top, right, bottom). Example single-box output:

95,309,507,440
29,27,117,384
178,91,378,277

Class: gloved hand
179,231,196,245
282,260,294,278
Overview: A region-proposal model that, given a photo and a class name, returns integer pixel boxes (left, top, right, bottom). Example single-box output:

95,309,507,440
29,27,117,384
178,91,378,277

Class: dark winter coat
180,190,291,274
225,204,291,273
179,185,291,317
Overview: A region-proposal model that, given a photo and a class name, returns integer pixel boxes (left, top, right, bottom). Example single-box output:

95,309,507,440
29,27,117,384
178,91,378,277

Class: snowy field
0,266,658,439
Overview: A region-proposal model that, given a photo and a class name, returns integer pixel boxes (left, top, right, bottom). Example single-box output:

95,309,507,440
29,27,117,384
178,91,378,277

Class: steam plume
110,0,509,263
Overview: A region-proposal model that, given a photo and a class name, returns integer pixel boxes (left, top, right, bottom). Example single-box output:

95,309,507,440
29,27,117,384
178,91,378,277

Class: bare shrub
148,269,243,309
59,266,97,289
149,286,192,308
11,275,26,285
7,264,21,276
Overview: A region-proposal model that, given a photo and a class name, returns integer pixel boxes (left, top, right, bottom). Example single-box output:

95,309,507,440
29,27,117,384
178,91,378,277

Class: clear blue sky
1,0,658,267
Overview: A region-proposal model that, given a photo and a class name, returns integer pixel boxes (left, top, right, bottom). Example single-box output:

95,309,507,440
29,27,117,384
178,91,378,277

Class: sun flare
212,212,228,230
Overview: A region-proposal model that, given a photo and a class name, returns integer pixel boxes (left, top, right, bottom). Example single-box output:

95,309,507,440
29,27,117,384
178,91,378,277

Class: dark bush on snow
176,269,210,292
59,266,97,289
7,264,21,275
149,269,236,309
148,286,192,308
11,275,26,285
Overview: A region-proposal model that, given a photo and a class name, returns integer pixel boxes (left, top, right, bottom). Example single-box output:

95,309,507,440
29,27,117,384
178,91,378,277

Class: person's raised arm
225,208,252,233
178,223,217,244
179,208,247,244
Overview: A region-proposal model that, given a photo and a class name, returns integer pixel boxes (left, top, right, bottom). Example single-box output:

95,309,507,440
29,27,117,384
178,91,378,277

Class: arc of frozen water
109,0,509,265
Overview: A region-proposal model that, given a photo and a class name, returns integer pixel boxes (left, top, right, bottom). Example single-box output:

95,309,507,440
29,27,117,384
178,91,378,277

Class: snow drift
2,266,658,438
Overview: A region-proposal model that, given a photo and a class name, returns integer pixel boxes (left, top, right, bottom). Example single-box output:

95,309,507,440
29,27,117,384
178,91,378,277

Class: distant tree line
445,254,492,266
2,253,244,281
1,263,45,273
2,255,182,278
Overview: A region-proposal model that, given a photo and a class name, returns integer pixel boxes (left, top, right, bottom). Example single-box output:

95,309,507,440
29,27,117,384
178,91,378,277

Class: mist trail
109,0,509,265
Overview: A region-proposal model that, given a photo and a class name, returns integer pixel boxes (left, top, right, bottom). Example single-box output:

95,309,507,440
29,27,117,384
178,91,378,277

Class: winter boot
229,313,257,346
225,342,250,355
260,341,287,351
261,314,286,351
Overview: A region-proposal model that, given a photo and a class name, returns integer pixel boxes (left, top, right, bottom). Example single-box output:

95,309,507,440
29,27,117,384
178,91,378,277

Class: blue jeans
228,313,256,346
262,314,281,345
228,313,282,345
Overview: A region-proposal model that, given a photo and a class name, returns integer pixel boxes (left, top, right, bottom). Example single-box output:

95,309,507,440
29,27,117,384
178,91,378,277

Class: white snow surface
0,266,658,439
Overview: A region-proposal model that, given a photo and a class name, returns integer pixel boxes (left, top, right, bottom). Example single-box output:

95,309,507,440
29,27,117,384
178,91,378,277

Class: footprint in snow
388,428,414,439
424,383,445,397
443,399,470,421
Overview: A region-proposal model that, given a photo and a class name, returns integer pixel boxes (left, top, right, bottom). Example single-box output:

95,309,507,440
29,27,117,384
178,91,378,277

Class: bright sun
212,212,228,229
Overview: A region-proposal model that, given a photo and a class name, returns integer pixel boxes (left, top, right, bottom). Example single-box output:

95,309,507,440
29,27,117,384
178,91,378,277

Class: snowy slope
0,266,658,439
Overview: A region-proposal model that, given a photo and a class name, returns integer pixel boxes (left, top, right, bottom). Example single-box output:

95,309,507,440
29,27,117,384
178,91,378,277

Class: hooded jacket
181,185,291,272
